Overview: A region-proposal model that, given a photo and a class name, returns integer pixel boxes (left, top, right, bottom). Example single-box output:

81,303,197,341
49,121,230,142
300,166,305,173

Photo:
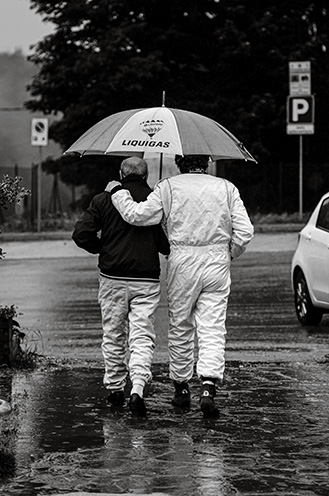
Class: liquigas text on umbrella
121,139,170,148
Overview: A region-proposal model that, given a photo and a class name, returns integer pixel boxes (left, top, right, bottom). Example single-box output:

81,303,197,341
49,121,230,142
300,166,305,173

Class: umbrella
65,106,255,160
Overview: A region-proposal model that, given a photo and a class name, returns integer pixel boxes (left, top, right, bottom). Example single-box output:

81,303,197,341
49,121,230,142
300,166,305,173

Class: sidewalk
0,228,300,259
0,222,305,242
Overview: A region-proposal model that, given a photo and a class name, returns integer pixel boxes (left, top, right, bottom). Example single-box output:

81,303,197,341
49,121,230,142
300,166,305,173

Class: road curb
0,224,305,242
0,231,72,242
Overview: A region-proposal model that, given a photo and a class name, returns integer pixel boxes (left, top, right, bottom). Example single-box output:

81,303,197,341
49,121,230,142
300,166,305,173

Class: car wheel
294,271,323,325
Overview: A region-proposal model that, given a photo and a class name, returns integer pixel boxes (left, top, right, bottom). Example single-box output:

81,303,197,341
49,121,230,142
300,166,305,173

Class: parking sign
287,96,314,135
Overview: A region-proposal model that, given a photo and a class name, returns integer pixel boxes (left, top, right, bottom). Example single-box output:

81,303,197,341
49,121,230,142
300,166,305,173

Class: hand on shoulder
105,181,122,193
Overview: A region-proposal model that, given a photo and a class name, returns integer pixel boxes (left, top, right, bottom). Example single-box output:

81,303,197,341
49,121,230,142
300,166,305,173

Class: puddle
1,362,329,495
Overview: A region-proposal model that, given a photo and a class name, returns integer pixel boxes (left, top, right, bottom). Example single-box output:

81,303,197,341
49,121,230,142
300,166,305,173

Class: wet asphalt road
0,232,328,364
1,233,329,496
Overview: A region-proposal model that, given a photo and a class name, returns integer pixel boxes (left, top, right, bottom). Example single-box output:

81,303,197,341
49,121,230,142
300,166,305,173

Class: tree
26,0,329,212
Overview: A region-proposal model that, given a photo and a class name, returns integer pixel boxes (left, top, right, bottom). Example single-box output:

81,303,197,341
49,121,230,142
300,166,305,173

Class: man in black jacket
72,157,169,417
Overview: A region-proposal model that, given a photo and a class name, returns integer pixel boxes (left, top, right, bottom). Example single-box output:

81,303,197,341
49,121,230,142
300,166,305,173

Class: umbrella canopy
64,107,256,162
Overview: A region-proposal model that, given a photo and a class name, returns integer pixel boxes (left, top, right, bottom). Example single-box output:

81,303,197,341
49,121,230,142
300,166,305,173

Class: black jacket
72,175,170,279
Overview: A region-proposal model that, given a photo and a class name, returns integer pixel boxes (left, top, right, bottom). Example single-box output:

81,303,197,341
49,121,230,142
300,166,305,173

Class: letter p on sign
292,99,309,121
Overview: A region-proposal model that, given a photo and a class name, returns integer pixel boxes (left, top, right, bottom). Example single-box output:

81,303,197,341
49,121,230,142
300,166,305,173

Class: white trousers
167,245,231,383
98,276,161,392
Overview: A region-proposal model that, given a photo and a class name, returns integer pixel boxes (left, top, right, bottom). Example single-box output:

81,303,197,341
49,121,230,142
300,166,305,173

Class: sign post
287,62,314,220
299,135,303,220
31,118,48,232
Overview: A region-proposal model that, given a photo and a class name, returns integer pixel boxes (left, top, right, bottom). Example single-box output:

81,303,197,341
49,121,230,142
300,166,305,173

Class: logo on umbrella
139,119,164,138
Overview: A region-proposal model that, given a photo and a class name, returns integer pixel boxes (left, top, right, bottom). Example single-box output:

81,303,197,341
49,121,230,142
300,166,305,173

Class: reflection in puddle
0,362,329,495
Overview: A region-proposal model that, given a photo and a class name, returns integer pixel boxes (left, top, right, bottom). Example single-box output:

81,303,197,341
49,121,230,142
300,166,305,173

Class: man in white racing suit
106,155,254,417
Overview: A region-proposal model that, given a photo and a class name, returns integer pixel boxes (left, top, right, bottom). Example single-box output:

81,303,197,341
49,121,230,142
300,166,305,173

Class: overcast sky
0,0,54,54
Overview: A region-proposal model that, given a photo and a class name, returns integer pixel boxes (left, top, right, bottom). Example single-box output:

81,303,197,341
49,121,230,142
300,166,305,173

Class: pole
31,164,37,228
37,146,42,232
159,153,163,180
159,91,166,177
299,135,303,221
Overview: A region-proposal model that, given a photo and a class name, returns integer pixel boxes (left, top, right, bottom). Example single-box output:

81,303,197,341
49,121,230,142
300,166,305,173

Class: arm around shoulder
111,186,164,226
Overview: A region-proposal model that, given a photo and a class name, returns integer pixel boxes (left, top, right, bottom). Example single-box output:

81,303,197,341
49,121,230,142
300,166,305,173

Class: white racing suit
111,173,254,382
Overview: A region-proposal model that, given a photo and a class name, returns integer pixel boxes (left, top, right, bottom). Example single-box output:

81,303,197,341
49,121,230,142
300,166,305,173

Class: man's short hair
120,157,148,178
175,155,209,174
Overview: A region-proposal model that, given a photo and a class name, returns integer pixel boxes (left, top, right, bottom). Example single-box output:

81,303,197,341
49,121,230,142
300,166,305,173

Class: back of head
175,155,209,174
120,157,148,179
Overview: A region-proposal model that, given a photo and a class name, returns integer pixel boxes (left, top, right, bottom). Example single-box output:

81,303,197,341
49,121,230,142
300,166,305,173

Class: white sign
31,118,48,146
287,96,314,135
287,124,314,135
289,61,311,95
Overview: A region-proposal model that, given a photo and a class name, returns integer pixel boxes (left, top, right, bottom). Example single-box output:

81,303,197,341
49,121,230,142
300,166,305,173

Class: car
291,192,329,325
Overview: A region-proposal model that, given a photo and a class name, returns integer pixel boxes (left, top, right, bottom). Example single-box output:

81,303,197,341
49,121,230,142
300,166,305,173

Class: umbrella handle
159,153,163,180
158,89,165,179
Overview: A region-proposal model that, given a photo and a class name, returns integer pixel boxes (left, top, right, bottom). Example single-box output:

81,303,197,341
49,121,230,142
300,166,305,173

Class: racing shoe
107,390,125,406
200,383,219,418
129,393,147,417
172,381,191,409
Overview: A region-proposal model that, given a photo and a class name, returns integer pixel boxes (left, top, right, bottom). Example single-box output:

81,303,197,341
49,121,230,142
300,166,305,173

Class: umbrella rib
68,108,145,155
94,109,143,154
209,119,254,160
191,112,254,160
176,110,241,158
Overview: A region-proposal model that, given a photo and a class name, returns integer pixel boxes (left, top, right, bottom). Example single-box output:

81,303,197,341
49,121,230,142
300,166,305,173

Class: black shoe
107,390,125,406
172,381,191,408
129,393,147,417
200,384,219,418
